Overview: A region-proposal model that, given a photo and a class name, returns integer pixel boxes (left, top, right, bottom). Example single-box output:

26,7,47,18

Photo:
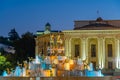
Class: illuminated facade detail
63,30,120,69
62,17,120,70
35,18,120,72
116,39,120,69
36,33,64,56
35,23,64,56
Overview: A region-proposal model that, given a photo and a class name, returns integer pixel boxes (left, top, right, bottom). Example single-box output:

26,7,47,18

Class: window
108,61,113,69
75,45,80,57
108,44,112,57
91,44,96,57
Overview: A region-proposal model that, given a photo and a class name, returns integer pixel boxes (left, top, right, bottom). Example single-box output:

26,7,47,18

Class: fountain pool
2,55,104,77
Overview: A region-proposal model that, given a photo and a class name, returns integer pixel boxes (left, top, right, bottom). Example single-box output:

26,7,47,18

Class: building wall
36,30,120,70
63,30,120,70
35,33,64,56
35,19,120,71
35,34,50,55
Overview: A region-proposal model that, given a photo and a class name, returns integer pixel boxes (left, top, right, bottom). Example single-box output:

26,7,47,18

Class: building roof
74,17,120,30
36,30,61,36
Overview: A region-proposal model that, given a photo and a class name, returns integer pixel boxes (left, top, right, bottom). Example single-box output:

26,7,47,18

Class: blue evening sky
0,0,120,36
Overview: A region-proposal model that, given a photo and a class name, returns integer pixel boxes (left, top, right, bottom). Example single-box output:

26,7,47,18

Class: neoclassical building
63,17,120,70
35,17,120,72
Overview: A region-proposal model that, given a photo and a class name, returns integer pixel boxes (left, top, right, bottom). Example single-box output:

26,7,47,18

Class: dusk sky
0,0,120,37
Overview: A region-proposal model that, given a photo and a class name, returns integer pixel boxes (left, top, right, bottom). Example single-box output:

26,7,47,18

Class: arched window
75,45,80,57
108,44,112,57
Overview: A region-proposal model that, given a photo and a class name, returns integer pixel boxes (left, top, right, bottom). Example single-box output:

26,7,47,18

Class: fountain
2,55,104,77
2,70,8,76
14,66,22,76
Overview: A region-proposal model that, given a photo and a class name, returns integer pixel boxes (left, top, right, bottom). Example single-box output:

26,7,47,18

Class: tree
0,36,13,55
0,30,35,70
13,32,35,63
21,32,35,58
0,53,11,75
0,36,12,46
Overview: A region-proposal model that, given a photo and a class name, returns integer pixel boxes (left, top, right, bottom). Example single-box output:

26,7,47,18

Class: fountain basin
0,76,116,80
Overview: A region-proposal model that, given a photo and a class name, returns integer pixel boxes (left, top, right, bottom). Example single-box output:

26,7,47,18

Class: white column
81,38,87,60
68,38,72,57
65,38,69,57
98,38,102,69
101,38,105,69
115,39,120,68
98,38,105,69
65,36,71,57
119,40,120,69
85,38,88,58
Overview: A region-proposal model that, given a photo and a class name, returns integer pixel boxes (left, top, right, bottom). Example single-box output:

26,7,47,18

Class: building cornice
63,30,120,34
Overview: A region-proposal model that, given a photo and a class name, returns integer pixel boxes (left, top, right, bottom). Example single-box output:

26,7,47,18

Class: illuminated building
35,17,120,74
35,23,64,56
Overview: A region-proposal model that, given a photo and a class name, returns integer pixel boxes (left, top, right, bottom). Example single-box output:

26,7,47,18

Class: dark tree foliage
0,54,12,75
0,29,35,68
13,32,35,63
0,36,13,55
21,32,35,58
0,36,12,46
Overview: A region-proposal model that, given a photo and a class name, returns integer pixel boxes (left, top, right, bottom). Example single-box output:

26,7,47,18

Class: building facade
35,18,120,72
35,23,64,56
63,17,120,70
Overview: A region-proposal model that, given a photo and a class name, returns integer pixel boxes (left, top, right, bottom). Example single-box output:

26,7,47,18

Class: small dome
96,17,103,22
45,22,51,31
45,22,51,27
